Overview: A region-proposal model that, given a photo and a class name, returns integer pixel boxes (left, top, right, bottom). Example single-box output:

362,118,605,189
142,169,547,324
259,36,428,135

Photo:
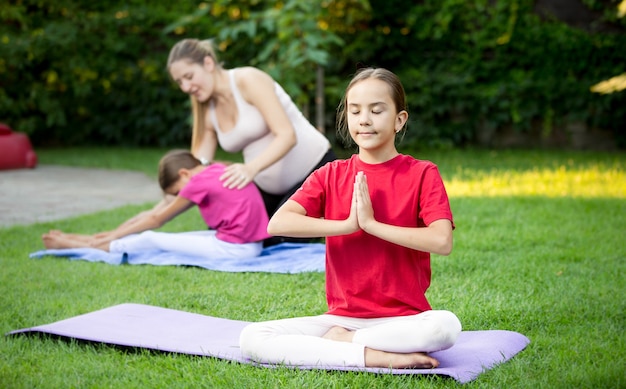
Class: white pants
109,230,263,259
239,310,462,367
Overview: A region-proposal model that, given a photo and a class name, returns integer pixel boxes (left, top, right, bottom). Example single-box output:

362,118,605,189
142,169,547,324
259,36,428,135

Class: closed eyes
349,110,383,115
175,73,193,86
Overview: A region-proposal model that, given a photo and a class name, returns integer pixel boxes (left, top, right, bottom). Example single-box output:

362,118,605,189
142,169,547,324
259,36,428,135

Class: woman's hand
221,163,256,189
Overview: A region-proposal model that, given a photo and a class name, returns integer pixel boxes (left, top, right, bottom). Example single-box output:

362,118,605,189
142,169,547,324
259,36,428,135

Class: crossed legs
239,310,461,369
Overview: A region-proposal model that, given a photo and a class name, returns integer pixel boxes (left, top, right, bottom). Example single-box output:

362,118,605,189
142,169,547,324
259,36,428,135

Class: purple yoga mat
7,303,529,384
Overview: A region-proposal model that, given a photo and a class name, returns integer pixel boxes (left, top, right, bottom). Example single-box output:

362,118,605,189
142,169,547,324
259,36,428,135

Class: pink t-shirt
179,163,270,244
291,154,454,318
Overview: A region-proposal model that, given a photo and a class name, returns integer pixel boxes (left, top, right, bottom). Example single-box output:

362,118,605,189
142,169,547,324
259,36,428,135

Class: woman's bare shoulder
235,66,274,86
234,67,276,102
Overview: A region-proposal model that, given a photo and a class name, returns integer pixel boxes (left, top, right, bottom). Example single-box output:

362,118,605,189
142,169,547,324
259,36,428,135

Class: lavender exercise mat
7,303,529,384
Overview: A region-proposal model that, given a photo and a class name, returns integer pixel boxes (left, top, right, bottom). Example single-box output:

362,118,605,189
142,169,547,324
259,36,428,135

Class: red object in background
0,123,38,170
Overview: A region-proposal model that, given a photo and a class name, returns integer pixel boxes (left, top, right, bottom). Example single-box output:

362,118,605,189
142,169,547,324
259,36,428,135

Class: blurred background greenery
1,0,625,150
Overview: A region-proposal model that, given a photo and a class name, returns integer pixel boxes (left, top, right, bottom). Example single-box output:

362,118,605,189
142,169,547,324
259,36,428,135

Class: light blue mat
30,243,326,273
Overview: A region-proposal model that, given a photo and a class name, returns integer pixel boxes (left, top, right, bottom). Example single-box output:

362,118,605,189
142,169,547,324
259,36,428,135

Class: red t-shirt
291,154,454,318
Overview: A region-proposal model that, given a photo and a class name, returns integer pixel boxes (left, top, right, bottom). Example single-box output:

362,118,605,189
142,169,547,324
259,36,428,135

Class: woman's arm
221,67,297,189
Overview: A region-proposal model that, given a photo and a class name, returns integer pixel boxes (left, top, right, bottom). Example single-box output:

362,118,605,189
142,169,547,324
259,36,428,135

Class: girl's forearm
109,213,163,241
362,219,453,255
115,197,171,230
110,196,190,241
268,214,356,238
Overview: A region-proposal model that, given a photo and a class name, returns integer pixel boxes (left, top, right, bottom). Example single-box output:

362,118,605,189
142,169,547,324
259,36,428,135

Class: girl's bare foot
322,326,439,369
62,233,92,243
365,348,439,369
42,232,91,250
42,233,65,249
322,326,354,343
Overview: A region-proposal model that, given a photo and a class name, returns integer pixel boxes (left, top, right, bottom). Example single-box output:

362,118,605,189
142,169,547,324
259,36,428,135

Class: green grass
1,147,625,388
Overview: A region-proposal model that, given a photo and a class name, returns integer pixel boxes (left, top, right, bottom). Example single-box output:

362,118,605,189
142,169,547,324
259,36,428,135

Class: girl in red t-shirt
240,68,461,369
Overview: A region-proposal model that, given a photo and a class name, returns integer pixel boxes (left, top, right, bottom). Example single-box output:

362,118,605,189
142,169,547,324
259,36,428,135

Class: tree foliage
325,0,626,148
1,0,210,146
1,0,624,148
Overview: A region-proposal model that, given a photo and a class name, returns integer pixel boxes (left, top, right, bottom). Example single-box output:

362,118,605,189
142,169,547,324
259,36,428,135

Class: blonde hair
336,68,407,146
158,149,202,192
167,39,223,155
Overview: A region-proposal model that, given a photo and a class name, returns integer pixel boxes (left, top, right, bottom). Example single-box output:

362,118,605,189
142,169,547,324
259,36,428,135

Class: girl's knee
239,323,258,357
239,322,271,359
436,310,462,332
426,310,462,350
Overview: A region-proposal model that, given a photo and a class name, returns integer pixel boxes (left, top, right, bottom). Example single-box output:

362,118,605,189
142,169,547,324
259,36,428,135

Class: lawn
1,147,624,388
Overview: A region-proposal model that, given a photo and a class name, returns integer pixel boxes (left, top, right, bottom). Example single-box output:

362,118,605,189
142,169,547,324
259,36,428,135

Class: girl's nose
359,113,371,126
180,80,191,93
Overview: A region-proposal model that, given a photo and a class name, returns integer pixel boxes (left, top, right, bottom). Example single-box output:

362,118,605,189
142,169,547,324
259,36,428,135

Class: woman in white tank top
167,38,336,245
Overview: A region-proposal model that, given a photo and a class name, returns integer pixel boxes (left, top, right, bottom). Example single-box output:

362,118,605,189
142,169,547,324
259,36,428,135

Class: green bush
327,0,626,149
1,0,625,149
0,0,210,146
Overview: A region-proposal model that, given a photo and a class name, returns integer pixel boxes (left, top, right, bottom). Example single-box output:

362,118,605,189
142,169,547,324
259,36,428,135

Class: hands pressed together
348,171,376,233
217,166,378,235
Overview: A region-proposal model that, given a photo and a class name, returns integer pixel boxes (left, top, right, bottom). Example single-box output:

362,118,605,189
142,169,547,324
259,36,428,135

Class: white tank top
209,69,330,194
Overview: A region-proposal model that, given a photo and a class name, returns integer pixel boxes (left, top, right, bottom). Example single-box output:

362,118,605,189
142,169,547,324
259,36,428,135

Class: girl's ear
203,56,215,72
178,168,191,179
395,110,409,133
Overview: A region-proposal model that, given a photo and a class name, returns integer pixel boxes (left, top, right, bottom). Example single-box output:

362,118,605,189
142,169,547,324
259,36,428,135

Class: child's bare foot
322,326,354,343
42,233,65,249
365,348,439,369
47,230,93,243
42,232,96,250
322,326,439,369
